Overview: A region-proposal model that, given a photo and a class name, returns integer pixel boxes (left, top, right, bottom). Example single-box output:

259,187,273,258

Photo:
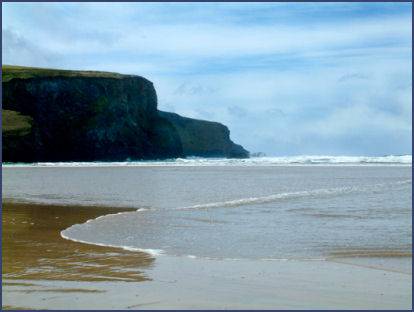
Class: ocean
3,156,412,262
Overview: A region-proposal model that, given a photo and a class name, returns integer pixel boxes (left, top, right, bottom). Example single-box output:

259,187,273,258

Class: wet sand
2,202,412,309
2,202,154,282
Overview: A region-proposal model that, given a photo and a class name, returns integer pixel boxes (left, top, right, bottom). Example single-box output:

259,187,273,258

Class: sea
2,155,412,261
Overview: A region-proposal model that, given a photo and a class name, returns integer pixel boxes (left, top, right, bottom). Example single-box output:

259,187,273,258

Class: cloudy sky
3,2,412,156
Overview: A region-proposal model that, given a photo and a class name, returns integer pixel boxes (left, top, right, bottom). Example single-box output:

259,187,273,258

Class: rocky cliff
2,65,249,162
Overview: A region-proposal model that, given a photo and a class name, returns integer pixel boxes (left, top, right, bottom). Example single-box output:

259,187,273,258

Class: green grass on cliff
2,65,135,82
2,109,33,136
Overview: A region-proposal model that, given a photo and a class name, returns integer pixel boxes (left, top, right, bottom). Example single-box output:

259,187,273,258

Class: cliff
159,112,248,158
2,65,249,162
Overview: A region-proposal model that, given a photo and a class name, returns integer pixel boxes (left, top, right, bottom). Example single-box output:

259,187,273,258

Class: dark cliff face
2,66,249,162
159,112,248,158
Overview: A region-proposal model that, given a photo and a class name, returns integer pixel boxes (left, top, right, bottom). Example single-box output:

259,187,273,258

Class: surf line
175,179,411,211
59,178,411,257
60,208,164,257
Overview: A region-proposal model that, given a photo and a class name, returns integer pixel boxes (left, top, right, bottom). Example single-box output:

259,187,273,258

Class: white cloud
2,3,412,155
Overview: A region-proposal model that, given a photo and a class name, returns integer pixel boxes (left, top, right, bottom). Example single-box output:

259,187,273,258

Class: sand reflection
2,203,154,282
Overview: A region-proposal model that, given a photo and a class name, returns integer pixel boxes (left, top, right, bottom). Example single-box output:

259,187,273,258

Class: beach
2,202,412,309
3,1,413,309
2,202,153,282
2,161,412,309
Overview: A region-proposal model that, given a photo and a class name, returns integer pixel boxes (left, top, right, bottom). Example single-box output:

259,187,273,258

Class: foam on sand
60,231,164,257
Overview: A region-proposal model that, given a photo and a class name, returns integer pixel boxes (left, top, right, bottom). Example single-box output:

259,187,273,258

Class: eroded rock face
159,112,248,158
2,68,249,162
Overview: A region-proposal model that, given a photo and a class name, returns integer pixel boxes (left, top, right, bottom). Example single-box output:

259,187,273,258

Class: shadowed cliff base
2,65,249,162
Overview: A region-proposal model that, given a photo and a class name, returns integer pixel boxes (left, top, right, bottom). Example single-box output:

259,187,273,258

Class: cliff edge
2,65,249,162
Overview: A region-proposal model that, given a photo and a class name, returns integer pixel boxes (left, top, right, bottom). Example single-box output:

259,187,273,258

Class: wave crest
3,155,412,167
176,179,411,211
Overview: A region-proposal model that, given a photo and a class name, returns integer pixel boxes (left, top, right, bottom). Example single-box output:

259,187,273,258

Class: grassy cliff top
2,109,33,136
2,65,138,82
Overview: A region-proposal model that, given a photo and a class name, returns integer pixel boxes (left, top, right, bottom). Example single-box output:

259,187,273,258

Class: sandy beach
3,1,413,309
2,202,154,282
2,201,412,310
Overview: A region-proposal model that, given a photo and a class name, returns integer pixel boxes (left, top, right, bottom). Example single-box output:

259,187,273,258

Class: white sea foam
60,177,411,258
3,155,412,167
176,189,350,211
176,179,411,211
60,231,164,256
88,210,140,222
60,208,165,256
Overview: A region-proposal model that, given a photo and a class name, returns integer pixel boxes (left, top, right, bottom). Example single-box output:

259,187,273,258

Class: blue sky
2,2,412,156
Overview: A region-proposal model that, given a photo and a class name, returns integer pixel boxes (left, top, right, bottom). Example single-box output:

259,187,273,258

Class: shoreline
2,198,139,211
2,201,412,309
2,155,412,169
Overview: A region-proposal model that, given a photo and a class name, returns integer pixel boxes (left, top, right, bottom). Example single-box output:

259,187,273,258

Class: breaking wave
3,155,412,167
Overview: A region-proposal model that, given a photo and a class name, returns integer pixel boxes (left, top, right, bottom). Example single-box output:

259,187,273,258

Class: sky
2,2,412,156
